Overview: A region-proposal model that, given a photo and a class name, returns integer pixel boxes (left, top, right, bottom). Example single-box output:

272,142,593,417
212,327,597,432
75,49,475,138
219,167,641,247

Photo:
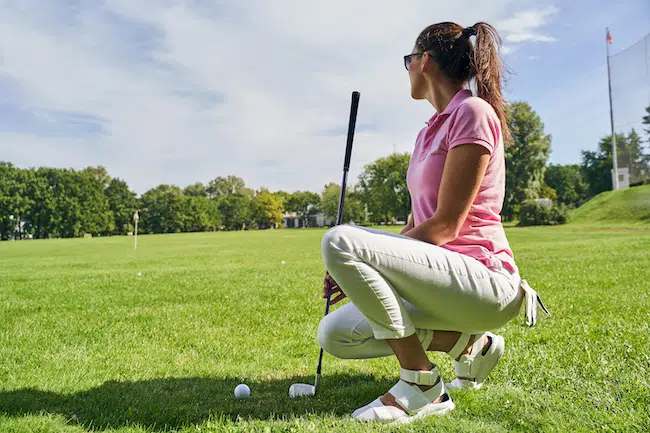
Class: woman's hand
323,271,346,306
400,214,414,235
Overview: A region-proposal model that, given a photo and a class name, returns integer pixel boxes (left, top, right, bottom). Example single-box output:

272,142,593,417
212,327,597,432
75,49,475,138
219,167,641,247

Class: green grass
0,226,649,432
570,185,650,226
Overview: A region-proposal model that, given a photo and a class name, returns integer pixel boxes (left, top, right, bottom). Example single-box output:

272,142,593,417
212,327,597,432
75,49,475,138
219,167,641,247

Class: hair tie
462,26,476,38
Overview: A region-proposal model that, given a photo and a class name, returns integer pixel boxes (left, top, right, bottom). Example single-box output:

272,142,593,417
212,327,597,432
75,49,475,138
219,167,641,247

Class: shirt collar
425,89,473,126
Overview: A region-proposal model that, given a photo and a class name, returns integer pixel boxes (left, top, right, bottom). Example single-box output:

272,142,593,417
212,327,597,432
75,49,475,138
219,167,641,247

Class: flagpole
606,27,620,191
134,210,139,250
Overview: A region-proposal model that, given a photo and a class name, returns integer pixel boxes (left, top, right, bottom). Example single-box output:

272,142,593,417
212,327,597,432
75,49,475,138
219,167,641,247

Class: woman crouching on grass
318,21,550,424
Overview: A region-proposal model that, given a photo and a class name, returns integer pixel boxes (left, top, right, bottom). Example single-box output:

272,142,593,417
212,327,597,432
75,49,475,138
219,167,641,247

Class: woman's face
407,46,428,100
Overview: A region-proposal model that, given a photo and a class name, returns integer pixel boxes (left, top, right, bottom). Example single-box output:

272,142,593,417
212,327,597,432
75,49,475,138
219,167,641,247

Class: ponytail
471,23,512,144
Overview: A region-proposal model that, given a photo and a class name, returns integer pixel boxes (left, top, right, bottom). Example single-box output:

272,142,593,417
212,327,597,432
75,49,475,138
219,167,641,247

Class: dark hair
415,22,512,144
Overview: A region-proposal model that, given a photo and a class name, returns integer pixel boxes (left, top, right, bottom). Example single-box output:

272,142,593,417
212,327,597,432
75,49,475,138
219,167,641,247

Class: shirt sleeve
446,100,499,154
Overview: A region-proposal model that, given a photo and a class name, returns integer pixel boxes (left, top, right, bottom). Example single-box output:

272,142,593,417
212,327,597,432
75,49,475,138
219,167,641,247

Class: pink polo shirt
406,89,517,273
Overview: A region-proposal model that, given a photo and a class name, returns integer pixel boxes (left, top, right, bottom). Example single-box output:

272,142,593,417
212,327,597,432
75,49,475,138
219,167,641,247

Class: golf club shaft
315,91,360,390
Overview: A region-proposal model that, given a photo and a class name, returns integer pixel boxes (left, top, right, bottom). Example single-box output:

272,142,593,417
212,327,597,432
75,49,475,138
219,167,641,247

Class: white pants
318,225,524,360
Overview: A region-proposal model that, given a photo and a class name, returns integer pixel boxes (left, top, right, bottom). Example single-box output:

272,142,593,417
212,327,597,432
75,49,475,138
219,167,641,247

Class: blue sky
1,0,649,194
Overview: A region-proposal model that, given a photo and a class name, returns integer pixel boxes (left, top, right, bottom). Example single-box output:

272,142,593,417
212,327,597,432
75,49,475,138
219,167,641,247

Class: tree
0,162,22,239
358,153,411,223
82,166,111,190
622,129,650,184
538,184,558,203
321,183,365,224
252,189,284,229
503,102,552,221
207,176,251,200
286,191,320,227
23,168,54,239
544,164,589,208
275,190,291,206
184,182,208,197
140,185,186,234
643,105,650,138
105,178,138,235
76,168,113,236
219,194,253,230
182,195,221,232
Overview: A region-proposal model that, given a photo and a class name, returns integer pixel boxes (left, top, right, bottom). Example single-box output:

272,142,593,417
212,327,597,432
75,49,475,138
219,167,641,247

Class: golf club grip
343,91,360,172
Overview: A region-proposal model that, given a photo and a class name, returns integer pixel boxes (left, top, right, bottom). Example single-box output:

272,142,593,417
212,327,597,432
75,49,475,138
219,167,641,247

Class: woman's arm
404,143,490,245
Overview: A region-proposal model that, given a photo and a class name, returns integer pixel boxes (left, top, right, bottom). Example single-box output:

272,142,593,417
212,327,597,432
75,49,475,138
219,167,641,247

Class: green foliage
358,153,410,223
183,182,208,197
286,191,320,227
182,195,222,232
218,194,253,231
538,184,558,203
624,129,650,183
320,183,365,224
503,102,552,221
105,178,138,235
207,176,252,200
544,164,589,208
252,189,284,229
140,185,186,234
583,131,650,197
518,200,568,226
0,162,28,240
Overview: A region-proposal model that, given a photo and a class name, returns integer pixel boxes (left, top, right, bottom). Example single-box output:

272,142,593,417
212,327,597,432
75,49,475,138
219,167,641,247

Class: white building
282,212,333,228
611,167,630,190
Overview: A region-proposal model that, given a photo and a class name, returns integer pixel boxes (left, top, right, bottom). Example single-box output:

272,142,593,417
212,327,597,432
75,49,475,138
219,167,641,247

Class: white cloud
0,0,560,194
497,5,558,45
507,33,556,43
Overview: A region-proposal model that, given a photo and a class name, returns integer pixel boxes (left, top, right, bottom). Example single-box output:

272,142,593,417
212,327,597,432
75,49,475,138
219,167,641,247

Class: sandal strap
447,332,472,360
454,333,490,377
389,380,433,414
400,365,441,386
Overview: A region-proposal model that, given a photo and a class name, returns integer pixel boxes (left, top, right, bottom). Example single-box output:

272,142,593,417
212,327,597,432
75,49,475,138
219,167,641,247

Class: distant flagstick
606,27,620,191
134,210,139,250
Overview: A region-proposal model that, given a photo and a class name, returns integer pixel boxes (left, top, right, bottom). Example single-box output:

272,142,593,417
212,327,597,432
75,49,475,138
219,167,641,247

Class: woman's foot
352,364,455,423
379,365,447,410
447,332,504,389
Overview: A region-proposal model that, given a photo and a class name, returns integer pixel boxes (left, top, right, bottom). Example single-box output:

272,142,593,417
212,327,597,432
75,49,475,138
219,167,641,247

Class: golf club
289,90,360,398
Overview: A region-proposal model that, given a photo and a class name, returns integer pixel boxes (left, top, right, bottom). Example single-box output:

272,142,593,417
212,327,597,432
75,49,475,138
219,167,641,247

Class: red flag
606,30,613,45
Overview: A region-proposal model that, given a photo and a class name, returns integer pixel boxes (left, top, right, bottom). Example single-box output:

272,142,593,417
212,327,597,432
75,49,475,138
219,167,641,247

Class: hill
570,184,650,226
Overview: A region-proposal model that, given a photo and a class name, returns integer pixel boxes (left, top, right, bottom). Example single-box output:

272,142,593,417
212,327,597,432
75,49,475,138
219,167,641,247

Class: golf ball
234,384,250,399
137,272,142,277
281,260,286,265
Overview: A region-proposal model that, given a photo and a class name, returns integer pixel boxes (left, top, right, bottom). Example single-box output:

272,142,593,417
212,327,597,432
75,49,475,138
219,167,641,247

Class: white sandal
351,364,455,424
446,332,504,390
446,278,551,390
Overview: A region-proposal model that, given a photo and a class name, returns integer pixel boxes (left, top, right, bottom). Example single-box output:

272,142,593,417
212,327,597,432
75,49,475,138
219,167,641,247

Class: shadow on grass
0,374,394,431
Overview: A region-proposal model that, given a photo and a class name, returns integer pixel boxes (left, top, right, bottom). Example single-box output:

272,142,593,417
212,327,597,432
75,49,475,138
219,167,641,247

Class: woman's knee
321,225,358,264
317,314,357,359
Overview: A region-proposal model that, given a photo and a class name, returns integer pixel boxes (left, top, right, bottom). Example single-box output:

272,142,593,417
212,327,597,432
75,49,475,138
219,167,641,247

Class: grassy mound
570,184,650,226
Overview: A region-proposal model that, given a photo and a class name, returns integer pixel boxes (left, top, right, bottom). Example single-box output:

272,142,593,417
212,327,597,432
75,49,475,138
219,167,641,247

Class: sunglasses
403,52,425,70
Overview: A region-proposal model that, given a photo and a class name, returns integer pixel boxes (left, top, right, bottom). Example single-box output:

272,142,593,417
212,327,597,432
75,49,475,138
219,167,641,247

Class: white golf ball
281,260,286,265
234,384,250,399
137,272,142,277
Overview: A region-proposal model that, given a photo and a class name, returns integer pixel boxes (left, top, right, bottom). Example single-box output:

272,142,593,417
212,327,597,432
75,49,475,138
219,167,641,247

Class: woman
318,21,549,424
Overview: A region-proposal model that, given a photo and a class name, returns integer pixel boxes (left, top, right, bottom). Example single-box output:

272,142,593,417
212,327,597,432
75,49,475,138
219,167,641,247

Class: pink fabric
406,89,517,273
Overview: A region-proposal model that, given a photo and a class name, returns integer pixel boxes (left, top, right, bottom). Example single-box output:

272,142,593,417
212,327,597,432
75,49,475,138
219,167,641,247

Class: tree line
2,102,649,239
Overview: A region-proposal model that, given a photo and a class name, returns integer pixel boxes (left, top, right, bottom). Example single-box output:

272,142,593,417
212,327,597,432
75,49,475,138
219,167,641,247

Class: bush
518,201,568,226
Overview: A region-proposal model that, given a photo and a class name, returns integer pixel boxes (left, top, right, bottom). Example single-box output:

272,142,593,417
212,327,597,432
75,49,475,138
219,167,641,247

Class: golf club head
288,383,315,398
